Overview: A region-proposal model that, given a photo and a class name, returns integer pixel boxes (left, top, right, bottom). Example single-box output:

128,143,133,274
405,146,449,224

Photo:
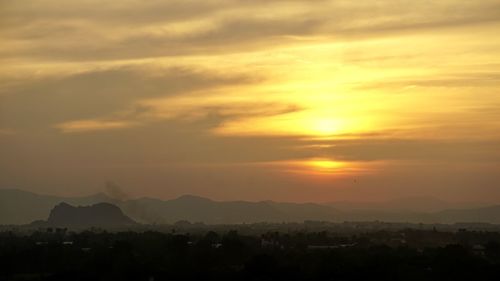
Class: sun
307,158,346,174
311,119,342,136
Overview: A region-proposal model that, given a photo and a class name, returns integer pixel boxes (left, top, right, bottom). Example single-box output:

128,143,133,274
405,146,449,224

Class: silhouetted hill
1,188,500,225
46,202,136,227
0,189,114,224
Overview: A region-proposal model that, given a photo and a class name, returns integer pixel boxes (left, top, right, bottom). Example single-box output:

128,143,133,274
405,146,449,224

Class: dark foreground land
2,223,500,281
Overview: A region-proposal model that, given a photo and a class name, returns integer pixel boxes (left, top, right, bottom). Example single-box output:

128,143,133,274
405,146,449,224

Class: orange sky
1,0,500,202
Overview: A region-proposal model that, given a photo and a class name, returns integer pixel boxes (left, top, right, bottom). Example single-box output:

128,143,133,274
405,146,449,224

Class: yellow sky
1,0,500,201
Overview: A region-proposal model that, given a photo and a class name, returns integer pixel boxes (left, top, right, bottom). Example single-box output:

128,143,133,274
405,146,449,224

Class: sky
1,0,500,203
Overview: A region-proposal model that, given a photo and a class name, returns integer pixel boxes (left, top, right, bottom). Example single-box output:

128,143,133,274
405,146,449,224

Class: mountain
45,202,136,227
1,188,500,225
0,189,342,224
120,195,342,224
0,189,115,225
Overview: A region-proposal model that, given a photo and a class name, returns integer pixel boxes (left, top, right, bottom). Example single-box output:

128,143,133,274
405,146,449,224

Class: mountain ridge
1,188,499,225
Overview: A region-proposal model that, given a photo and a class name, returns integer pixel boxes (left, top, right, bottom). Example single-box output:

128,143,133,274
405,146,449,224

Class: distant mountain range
1,189,499,225
325,196,488,212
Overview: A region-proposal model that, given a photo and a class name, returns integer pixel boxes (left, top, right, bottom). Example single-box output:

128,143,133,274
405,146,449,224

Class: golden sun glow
311,119,342,136
309,159,344,169
260,158,352,176
271,158,386,177
307,158,346,174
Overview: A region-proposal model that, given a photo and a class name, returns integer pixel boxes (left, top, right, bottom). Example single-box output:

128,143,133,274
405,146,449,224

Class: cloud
55,119,138,133
2,0,500,62
0,0,221,26
357,72,500,90
313,138,500,163
0,65,260,131
136,97,303,122
52,100,304,136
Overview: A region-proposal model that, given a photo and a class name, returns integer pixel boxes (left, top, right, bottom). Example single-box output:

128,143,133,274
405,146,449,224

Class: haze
1,0,500,203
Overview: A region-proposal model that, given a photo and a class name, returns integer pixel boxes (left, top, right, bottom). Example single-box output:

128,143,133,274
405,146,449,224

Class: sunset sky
1,0,500,202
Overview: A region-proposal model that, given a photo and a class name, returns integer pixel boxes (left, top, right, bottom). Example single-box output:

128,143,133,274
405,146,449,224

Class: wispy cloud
55,119,138,133
2,0,500,62
0,64,261,131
